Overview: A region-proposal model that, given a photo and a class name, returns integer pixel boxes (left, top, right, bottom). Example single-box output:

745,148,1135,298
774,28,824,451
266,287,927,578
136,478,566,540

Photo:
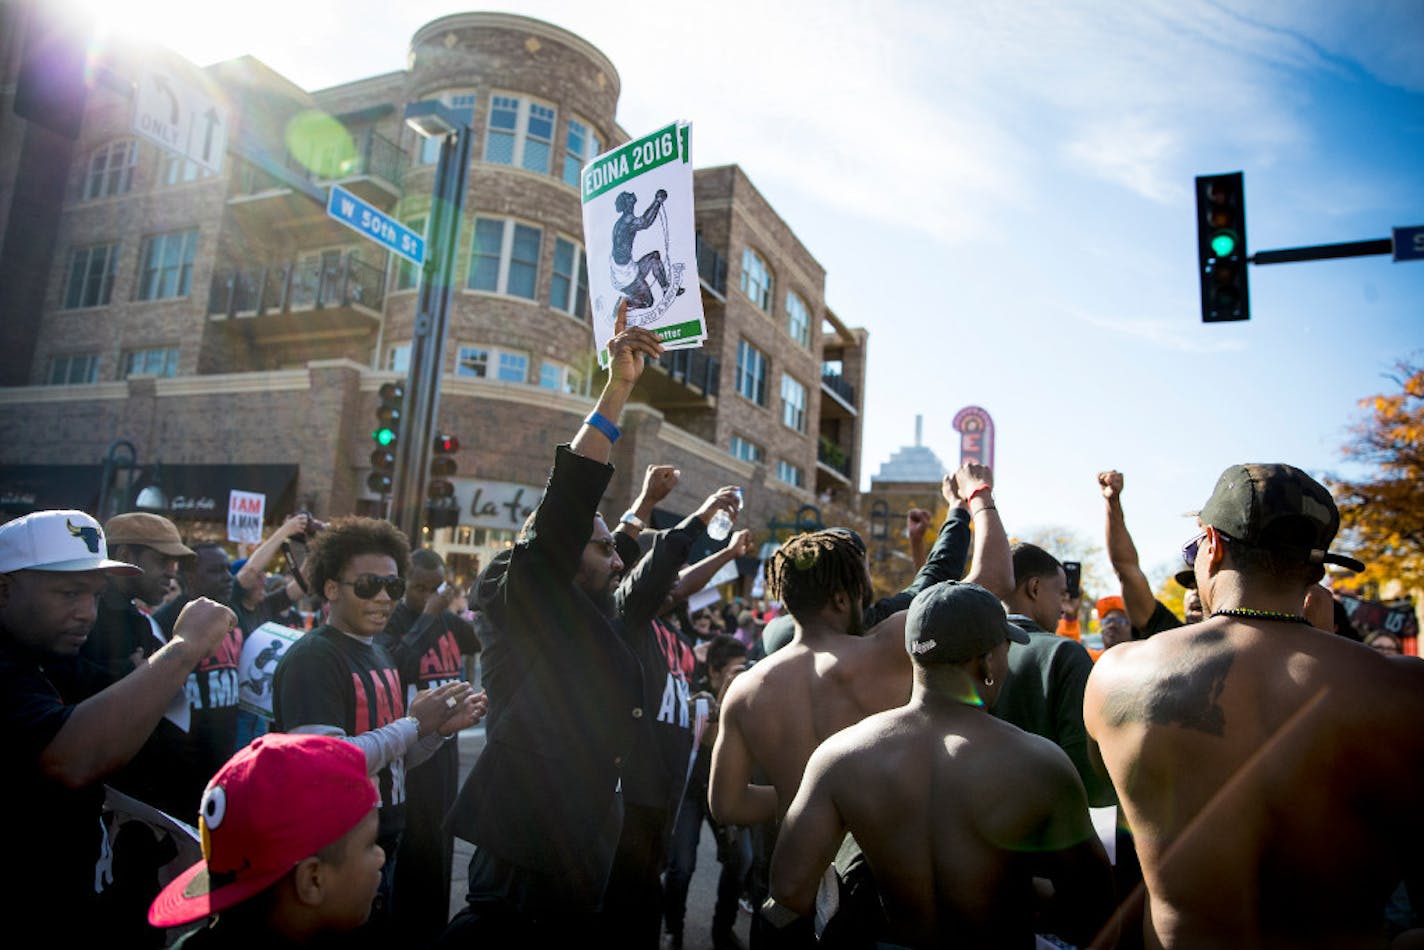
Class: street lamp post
392,101,472,544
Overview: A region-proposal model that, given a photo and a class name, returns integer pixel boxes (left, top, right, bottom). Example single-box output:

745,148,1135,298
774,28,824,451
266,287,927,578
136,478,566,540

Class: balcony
207,253,385,343
695,233,728,297
820,371,858,417
634,347,720,409
817,436,853,485
226,128,407,241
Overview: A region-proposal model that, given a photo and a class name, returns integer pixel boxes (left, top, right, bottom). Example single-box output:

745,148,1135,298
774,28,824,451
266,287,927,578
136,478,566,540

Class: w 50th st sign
132,69,227,175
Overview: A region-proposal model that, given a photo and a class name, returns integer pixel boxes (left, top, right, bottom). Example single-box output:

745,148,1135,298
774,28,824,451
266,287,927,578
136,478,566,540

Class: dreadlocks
766,529,869,618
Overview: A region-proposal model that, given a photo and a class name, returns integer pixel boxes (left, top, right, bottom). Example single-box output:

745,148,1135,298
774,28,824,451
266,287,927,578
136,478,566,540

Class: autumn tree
1330,360,1424,596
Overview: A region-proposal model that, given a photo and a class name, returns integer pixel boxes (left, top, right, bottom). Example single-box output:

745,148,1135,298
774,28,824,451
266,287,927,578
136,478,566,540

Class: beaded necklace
1211,607,1310,624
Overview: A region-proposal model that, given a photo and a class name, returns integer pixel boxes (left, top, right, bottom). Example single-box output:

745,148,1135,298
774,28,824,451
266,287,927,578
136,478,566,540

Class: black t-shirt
1,642,108,929
101,592,243,817
376,603,479,818
622,616,697,812
1140,599,1185,637
271,625,407,839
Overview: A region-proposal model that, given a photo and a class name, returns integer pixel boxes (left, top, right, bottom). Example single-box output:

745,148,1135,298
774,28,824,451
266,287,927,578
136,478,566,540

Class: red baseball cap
149,734,378,928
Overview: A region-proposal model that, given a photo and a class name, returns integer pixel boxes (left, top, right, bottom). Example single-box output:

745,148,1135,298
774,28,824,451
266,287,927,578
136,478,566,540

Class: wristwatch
620,511,646,530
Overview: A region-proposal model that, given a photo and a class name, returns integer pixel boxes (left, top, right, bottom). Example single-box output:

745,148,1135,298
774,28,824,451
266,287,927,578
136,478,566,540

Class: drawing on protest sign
582,121,706,366
227,489,265,544
238,621,304,719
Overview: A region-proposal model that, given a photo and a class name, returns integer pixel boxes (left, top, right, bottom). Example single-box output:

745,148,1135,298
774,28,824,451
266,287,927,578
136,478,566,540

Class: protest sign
582,121,706,366
237,621,303,719
227,489,265,544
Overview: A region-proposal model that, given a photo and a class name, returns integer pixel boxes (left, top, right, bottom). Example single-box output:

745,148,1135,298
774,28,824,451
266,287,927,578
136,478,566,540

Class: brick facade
0,11,870,573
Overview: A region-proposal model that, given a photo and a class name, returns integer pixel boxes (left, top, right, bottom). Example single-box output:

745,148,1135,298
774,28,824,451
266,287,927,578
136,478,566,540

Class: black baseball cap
905,581,1028,664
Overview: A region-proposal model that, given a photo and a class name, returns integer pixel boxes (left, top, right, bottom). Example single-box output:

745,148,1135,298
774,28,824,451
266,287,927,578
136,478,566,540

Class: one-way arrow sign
133,69,226,175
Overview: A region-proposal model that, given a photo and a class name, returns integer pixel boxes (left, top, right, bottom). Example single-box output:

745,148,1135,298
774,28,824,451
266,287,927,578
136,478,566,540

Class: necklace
1211,607,1310,624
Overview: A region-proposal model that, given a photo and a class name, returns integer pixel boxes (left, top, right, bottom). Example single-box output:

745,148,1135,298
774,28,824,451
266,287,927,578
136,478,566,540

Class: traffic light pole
391,117,471,545
1250,238,1393,266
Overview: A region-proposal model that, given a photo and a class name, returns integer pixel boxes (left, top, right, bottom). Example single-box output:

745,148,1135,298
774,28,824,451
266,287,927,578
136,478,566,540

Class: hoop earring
983,675,994,687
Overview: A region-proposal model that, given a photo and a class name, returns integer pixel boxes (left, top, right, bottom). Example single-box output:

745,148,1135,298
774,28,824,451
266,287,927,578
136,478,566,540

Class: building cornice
411,13,620,94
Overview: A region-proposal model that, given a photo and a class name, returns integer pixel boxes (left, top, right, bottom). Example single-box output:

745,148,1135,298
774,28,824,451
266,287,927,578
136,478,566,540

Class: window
417,92,476,165
776,460,805,489
457,346,489,377
123,346,179,379
536,361,585,395
457,346,529,384
550,237,589,318
467,217,541,300
740,248,772,311
786,292,811,347
730,435,764,464
158,152,215,187
63,243,120,309
736,339,768,405
563,117,602,187
84,140,137,200
496,351,528,383
136,229,198,300
781,375,807,432
393,215,428,291
48,354,99,385
384,343,410,374
484,94,556,173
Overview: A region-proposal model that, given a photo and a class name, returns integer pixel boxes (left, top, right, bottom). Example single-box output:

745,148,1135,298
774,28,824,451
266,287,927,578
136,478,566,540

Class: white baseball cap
0,510,141,575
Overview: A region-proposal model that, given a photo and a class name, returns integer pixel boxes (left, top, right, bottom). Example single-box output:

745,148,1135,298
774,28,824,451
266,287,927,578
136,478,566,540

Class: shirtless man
1085,463,1424,948
709,482,1010,827
771,582,1113,948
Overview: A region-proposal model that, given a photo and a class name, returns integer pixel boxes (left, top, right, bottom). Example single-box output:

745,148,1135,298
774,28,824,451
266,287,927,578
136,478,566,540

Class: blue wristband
584,411,621,443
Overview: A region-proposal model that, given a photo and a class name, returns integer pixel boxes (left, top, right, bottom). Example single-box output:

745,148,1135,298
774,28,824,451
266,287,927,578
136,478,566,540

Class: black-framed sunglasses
338,573,406,600
1181,529,1232,567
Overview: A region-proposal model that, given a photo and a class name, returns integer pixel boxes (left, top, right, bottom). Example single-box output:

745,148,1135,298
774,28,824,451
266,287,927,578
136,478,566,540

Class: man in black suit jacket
442,314,666,944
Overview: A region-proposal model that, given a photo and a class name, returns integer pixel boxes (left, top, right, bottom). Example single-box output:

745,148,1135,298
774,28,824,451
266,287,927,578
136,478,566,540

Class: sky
65,0,1424,591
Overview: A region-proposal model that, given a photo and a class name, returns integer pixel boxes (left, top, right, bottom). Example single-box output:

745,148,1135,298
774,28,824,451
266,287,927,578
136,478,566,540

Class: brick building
0,8,868,583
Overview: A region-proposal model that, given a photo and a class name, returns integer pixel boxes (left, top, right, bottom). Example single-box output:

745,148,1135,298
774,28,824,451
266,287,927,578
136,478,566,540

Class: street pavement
450,725,752,949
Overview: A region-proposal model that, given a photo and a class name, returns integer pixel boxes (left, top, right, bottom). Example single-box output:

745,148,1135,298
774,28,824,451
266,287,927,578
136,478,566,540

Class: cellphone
438,581,452,596
1063,561,1081,600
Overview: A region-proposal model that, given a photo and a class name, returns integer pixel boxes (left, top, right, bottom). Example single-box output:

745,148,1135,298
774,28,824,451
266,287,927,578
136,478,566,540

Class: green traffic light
1211,231,1237,258
373,427,396,446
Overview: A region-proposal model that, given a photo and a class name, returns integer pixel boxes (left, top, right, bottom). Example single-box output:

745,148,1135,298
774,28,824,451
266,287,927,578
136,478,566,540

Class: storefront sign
451,479,542,530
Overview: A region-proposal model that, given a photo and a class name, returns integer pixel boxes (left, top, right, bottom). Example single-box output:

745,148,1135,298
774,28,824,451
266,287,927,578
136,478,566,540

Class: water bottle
707,487,742,541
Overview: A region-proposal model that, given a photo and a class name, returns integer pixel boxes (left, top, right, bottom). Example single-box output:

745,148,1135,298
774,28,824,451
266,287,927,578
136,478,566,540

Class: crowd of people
4,317,1422,948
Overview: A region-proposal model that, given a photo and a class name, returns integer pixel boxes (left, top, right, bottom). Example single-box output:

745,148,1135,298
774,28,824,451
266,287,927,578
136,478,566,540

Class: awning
0,465,102,517
157,464,298,522
0,463,298,524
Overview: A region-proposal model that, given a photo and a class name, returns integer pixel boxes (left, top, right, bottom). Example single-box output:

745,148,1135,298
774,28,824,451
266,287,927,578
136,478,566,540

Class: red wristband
968,485,993,502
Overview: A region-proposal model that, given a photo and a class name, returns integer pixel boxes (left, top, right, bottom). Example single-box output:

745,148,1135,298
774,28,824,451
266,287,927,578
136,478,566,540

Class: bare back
1087,619,1424,947
776,703,1111,947
726,614,910,813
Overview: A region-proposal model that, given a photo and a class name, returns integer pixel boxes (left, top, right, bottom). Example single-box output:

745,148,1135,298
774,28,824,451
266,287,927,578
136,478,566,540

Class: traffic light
368,382,403,494
426,433,460,528
372,382,403,447
1195,172,1249,322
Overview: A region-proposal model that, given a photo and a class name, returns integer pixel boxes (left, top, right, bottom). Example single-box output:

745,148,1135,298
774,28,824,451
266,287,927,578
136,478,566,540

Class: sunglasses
338,573,406,600
1181,529,1232,567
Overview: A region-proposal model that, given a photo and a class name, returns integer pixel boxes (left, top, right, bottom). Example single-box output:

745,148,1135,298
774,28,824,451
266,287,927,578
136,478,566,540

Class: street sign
326,184,426,266
1392,226,1424,262
132,69,227,175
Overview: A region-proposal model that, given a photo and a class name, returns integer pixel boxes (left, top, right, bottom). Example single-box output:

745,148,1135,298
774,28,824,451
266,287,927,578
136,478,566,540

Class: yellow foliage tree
1330,361,1424,596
